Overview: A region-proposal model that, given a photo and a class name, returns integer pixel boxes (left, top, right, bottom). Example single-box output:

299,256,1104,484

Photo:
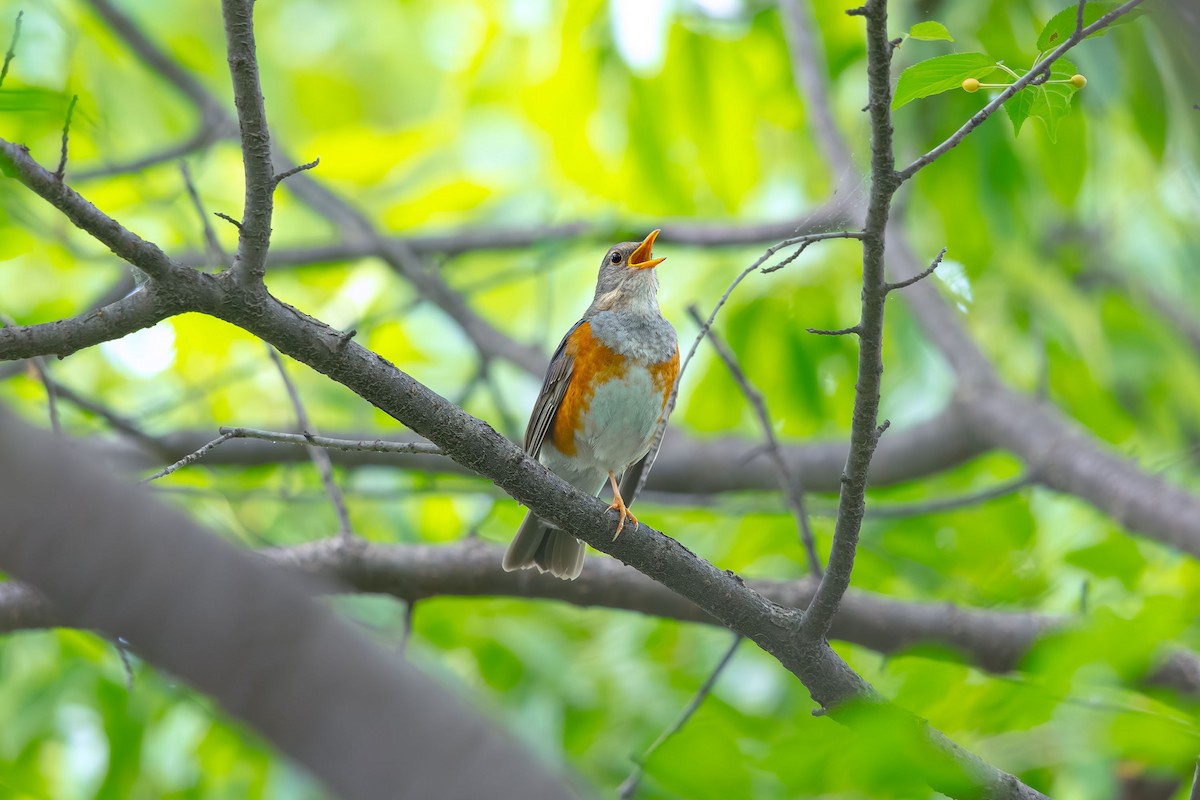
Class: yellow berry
1070,74,1087,89
962,78,980,93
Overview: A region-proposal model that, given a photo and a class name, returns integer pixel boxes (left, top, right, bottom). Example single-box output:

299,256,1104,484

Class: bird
502,229,679,581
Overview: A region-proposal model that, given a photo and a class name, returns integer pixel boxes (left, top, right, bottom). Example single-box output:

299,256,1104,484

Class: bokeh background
0,0,1197,797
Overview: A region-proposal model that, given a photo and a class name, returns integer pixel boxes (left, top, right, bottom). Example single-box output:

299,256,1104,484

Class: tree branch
688,305,821,576
0,408,572,800
74,118,230,181
0,283,193,361
110,401,987,495
0,10,21,91
267,346,353,539
896,0,1147,182
0,139,188,282
219,426,443,455
632,230,862,505
221,0,275,285
53,95,78,181
778,0,856,178
802,0,898,642
619,634,742,799
6,538,1196,699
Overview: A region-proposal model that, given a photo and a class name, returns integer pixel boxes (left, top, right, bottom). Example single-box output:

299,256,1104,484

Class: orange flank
649,344,680,413
549,323,679,457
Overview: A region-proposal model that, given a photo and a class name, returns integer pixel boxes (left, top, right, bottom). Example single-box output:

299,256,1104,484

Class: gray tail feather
502,512,585,580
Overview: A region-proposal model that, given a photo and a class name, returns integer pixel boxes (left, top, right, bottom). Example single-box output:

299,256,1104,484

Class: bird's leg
607,470,639,541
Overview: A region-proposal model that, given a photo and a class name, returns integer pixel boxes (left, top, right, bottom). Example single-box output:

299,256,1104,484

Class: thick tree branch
0,283,193,360
4,539,1198,699
204,202,856,271
888,226,1200,557
0,408,571,800
778,0,856,178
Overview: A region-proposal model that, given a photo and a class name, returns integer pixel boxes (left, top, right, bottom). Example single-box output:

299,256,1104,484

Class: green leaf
1123,25,1166,162
1002,83,1038,137
1003,58,1079,140
1064,531,1147,590
1036,2,1145,52
1036,98,1086,206
908,21,954,42
0,87,72,114
892,53,999,109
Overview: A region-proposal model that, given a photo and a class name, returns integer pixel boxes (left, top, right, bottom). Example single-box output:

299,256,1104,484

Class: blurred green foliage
0,0,1197,797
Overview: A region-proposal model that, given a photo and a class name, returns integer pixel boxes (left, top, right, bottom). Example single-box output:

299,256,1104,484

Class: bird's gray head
589,229,665,315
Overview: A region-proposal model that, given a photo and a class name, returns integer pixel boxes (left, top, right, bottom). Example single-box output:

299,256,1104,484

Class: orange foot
607,471,639,541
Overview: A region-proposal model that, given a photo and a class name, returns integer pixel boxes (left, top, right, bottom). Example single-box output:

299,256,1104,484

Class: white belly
539,368,663,495
580,369,662,467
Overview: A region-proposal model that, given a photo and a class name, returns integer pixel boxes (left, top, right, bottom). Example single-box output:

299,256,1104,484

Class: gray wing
523,321,582,457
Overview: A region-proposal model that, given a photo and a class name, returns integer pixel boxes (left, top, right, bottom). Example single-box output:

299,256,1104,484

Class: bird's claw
608,498,639,541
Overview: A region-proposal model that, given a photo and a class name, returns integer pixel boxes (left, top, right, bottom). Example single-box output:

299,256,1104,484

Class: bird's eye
610,251,622,264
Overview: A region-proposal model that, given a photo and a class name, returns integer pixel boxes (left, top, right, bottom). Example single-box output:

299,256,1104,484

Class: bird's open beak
629,229,665,270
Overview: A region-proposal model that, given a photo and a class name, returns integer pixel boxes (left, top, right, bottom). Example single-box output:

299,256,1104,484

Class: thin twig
274,156,319,185
859,475,1034,518
213,211,242,230
75,120,227,181
27,359,60,434
0,10,22,90
50,378,169,454
897,0,1146,182
179,160,228,266
885,247,946,293
114,636,135,689
0,312,59,434
759,240,813,274
480,361,521,441
398,601,416,656
267,346,354,540
808,325,861,336
219,426,443,455
688,306,821,576
143,433,235,482
618,634,742,799
54,95,78,181
1189,760,1200,800
630,230,861,505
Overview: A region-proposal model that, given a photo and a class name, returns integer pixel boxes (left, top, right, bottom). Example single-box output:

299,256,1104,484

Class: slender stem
220,426,442,455
688,306,821,576
143,433,235,482
266,346,354,540
618,634,741,799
